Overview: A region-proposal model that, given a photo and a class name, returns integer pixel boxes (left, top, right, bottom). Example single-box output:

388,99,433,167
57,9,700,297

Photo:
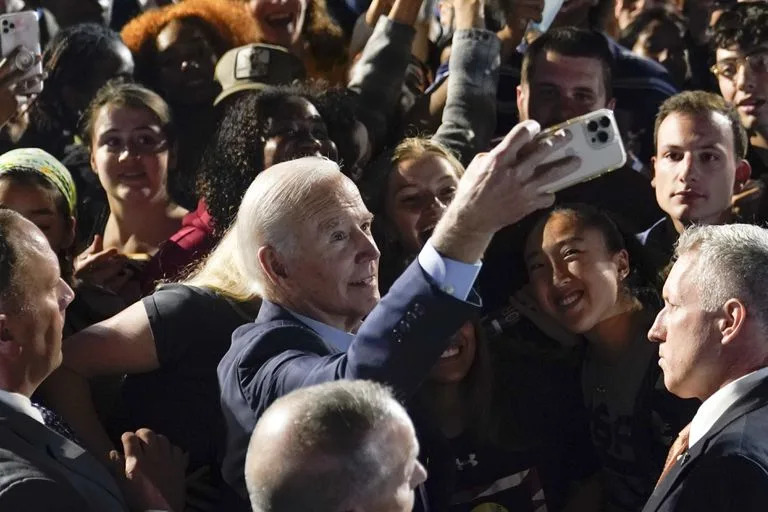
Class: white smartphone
536,109,627,194
0,11,43,95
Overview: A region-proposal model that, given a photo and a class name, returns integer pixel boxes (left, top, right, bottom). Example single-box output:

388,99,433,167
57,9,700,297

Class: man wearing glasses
711,2,768,221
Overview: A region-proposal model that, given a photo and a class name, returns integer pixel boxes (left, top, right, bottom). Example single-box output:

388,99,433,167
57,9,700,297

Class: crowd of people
0,0,767,510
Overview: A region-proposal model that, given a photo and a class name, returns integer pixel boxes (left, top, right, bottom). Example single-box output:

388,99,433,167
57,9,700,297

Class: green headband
0,148,77,217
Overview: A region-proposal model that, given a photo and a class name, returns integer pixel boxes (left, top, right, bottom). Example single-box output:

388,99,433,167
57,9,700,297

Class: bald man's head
245,380,427,512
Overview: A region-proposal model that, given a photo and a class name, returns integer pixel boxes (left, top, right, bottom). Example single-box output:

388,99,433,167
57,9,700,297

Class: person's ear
734,159,752,190
719,298,746,347
614,248,630,281
650,156,657,187
257,245,289,287
607,97,617,111
516,84,527,120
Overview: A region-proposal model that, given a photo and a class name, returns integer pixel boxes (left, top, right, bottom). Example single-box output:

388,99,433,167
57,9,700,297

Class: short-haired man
711,2,768,217
640,90,751,269
218,121,578,504
245,380,424,512
644,223,768,511
0,210,185,511
515,27,663,232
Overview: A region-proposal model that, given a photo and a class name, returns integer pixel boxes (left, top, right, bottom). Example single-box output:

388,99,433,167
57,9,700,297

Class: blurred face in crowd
715,43,768,137
429,321,477,384
247,0,308,49
385,153,460,254
0,179,73,255
362,417,428,512
632,21,689,88
155,18,221,105
270,175,380,331
517,51,614,129
525,211,630,334
260,96,338,169
0,219,74,393
61,40,134,124
648,251,723,400
90,105,172,206
652,111,750,231
614,0,677,30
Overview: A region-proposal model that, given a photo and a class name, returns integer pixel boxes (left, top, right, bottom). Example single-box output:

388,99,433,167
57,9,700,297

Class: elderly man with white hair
644,223,768,512
217,120,579,505
244,379,424,512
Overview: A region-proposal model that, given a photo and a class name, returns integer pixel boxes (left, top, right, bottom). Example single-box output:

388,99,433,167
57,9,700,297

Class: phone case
536,109,627,194
0,11,43,95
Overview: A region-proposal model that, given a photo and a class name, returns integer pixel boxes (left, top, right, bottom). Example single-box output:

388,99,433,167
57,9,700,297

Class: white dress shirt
689,366,768,448
0,388,44,424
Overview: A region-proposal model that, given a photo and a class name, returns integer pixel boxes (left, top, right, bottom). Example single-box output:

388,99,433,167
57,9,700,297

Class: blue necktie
32,402,82,445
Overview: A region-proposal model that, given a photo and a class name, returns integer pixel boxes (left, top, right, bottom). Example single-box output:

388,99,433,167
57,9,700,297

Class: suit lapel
0,401,125,506
643,377,768,511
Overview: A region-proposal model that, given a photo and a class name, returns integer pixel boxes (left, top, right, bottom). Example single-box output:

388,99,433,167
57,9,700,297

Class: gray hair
234,156,344,298
676,224,768,329
245,380,411,512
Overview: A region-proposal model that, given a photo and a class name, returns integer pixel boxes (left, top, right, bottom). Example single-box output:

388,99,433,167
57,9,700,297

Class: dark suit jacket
642,377,768,512
0,400,127,511
217,259,480,499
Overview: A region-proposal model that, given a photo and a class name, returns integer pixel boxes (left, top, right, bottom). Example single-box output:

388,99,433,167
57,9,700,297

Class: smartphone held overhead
535,109,627,194
0,10,43,95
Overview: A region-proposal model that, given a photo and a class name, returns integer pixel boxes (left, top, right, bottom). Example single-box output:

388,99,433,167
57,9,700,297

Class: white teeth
557,292,581,307
440,347,460,359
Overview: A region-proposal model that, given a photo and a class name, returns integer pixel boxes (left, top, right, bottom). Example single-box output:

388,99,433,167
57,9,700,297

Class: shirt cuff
418,242,481,300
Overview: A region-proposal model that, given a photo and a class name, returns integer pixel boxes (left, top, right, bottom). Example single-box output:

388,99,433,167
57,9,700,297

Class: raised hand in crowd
109,429,188,512
0,46,43,129
432,119,579,262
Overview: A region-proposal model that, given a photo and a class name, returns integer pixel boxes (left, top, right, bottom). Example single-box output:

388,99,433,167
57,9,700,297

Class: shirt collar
689,366,768,447
0,388,44,424
286,309,354,352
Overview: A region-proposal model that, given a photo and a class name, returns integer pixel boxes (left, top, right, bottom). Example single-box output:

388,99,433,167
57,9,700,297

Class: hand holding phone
534,109,627,194
0,11,43,95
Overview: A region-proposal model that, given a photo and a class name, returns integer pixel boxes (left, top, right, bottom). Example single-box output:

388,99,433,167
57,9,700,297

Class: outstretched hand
109,429,188,512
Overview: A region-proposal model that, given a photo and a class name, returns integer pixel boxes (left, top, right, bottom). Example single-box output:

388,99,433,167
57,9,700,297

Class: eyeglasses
711,51,768,80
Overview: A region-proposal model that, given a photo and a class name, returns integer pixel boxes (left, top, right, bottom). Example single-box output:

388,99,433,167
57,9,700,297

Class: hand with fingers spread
431,119,579,263
0,46,43,128
110,429,188,512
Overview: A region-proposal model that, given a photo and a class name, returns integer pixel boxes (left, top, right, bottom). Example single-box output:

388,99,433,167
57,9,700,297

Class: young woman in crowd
121,0,260,207
79,80,188,297
523,204,699,512
0,148,128,334
242,0,348,84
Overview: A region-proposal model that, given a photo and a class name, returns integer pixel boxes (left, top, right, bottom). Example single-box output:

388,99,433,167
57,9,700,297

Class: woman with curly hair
121,0,260,207
139,84,337,292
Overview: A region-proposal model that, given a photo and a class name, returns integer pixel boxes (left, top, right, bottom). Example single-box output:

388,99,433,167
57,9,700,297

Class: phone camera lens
587,120,598,132
599,116,610,128
597,131,609,143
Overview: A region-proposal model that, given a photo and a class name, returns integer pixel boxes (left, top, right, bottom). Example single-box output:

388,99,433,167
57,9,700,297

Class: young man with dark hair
710,2,768,218
640,90,751,269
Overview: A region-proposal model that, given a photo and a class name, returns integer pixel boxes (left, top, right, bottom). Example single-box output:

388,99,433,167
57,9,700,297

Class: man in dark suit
0,210,186,511
644,223,768,511
217,121,580,501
